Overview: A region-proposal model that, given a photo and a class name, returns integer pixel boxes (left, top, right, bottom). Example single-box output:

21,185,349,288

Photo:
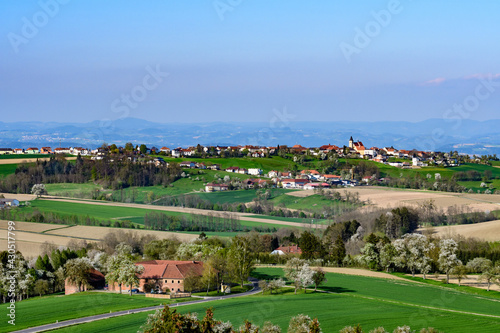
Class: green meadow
0,292,187,333
43,268,500,333
20,199,294,232
0,164,17,177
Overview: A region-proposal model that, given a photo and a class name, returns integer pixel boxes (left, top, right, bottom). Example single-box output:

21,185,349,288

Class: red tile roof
136,260,204,279
276,245,302,254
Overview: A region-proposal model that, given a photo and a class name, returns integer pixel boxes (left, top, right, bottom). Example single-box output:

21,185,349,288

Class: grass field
0,164,17,177
193,188,294,205
26,199,292,230
270,193,360,215
0,154,49,160
45,171,260,202
457,180,499,193
0,292,187,333
45,268,500,333
243,214,325,224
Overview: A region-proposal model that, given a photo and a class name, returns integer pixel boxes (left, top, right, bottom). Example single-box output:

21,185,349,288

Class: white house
205,183,229,192
248,168,263,176
54,148,71,154
171,149,181,158
268,170,278,178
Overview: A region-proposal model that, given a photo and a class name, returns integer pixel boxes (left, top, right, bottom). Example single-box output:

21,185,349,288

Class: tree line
144,211,243,232
0,155,182,194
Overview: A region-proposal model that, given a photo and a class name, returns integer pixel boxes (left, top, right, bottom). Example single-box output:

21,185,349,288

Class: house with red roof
128,260,204,293
205,183,229,192
271,245,302,256
40,147,52,154
65,269,105,295
280,178,308,189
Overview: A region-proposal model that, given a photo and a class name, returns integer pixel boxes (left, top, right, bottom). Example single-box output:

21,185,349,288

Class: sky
1,0,500,124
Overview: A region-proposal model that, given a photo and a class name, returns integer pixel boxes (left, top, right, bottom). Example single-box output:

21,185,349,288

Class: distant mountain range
1,118,499,155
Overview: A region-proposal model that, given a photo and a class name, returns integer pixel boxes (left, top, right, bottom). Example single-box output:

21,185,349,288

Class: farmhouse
0,148,13,155
205,183,229,192
40,147,52,154
0,199,20,208
280,179,308,189
303,182,330,190
180,161,196,168
248,168,263,176
136,260,204,293
225,167,240,173
54,147,71,154
271,245,302,255
26,147,39,154
65,269,105,295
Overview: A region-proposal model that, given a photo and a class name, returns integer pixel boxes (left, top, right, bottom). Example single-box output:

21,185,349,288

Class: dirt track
0,157,77,165
0,193,37,201
39,197,325,229
320,267,406,280
0,220,198,258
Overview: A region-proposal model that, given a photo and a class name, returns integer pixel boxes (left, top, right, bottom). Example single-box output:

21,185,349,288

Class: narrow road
14,282,261,333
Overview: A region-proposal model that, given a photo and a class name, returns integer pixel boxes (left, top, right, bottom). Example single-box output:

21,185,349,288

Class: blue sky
1,0,500,123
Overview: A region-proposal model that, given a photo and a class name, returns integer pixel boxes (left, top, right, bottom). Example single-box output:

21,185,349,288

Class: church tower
349,136,354,149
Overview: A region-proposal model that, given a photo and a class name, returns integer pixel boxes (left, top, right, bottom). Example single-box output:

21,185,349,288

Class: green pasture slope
20,199,294,232
0,292,186,333
270,193,360,214
345,159,500,191
0,154,49,160
47,268,500,333
0,164,17,177
151,155,299,173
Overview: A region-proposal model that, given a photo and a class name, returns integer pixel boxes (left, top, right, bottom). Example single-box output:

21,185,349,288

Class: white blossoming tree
438,239,461,284
393,234,434,278
31,183,47,197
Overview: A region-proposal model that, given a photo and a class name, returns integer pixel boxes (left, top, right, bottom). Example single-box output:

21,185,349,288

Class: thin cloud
422,77,446,86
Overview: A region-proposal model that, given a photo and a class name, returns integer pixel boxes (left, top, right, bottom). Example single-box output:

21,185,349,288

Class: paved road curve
15,281,261,333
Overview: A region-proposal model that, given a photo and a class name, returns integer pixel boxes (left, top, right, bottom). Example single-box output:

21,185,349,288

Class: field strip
0,228,101,242
40,225,76,233
327,290,500,319
261,265,408,281
39,197,326,229
0,220,69,233
0,156,77,165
